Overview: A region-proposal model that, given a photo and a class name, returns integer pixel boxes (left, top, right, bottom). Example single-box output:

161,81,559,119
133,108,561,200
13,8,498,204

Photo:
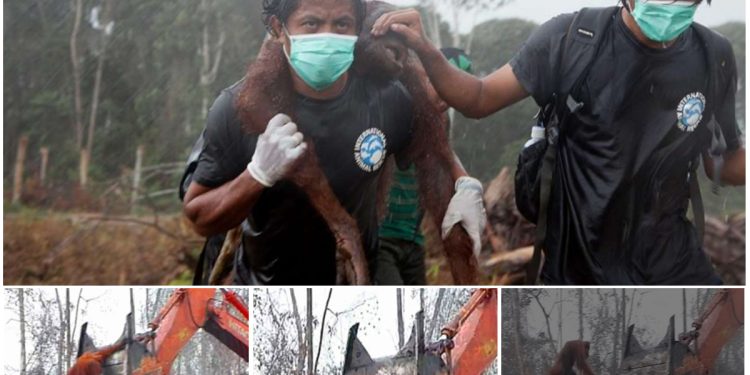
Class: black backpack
514,6,732,284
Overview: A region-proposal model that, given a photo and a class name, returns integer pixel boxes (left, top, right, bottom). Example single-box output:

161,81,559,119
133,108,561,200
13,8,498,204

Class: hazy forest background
501,289,744,375
3,288,249,375
3,0,746,284
253,288,496,375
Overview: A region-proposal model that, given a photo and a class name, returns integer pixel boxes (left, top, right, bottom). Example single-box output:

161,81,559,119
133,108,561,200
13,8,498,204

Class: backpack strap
682,24,732,244
525,6,620,285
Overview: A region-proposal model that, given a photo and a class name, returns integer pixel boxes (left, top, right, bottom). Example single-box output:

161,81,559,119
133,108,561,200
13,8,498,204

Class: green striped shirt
379,165,424,245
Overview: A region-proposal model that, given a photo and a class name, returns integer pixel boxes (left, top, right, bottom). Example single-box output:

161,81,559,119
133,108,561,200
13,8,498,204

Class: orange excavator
343,288,497,375
618,288,743,375
74,288,248,375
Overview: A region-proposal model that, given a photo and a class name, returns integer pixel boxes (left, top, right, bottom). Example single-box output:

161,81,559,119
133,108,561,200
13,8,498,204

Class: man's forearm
183,171,265,236
417,45,485,118
702,148,745,186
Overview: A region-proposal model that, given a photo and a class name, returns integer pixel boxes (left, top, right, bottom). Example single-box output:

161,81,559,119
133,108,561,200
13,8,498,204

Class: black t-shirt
192,75,414,285
510,9,742,285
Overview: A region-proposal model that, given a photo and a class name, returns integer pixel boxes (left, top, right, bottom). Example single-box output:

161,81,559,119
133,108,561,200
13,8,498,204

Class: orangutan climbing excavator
70,288,248,375
343,289,497,375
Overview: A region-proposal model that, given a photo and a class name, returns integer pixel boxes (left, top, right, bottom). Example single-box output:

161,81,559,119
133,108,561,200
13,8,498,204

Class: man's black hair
262,0,366,35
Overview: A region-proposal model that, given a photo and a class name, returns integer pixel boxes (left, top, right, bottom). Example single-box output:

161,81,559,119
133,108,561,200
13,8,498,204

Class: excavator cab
76,313,151,375
618,316,700,375
342,312,448,375
619,289,743,375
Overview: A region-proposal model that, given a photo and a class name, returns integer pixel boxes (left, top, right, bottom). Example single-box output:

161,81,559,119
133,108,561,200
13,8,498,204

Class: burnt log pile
482,167,746,284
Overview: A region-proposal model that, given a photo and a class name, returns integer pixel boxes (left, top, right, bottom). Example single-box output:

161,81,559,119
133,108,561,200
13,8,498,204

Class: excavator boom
445,288,498,375
686,288,743,373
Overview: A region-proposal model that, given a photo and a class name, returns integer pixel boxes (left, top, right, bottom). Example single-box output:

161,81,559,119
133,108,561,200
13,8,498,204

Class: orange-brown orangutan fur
548,340,594,375
233,0,478,284
67,340,126,375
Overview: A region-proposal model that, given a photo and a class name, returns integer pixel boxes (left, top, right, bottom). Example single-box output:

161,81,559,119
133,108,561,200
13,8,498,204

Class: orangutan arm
183,174,265,237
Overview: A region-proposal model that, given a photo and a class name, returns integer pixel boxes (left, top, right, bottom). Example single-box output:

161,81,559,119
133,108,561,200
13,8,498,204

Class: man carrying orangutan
182,0,485,285
373,0,745,285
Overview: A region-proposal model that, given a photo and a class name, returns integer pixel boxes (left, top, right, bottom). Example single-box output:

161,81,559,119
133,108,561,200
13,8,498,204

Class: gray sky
252,288,478,372
521,289,714,348
388,0,745,32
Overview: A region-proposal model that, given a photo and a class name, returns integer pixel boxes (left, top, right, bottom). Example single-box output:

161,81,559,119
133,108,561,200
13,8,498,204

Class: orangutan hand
370,8,431,55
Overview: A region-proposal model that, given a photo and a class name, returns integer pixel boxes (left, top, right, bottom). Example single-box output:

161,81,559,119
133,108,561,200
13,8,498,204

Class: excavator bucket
77,322,97,359
204,304,249,361
343,313,447,375
618,316,699,375
449,289,498,375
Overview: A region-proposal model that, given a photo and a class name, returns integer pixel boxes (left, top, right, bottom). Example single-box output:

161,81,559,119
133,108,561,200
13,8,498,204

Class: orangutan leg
290,149,370,285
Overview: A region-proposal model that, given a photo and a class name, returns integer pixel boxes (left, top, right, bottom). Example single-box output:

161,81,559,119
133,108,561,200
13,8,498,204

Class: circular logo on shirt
676,92,706,132
354,128,387,172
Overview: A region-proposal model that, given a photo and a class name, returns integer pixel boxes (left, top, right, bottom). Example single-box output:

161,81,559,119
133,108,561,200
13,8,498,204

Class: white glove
441,176,487,258
247,113,307,187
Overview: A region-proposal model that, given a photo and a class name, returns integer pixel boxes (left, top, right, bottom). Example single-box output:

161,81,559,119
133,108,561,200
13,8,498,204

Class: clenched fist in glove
441,176,487,258
247,114,307,187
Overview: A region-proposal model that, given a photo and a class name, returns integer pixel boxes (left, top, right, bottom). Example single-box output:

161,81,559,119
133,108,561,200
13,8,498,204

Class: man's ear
269,16,285,42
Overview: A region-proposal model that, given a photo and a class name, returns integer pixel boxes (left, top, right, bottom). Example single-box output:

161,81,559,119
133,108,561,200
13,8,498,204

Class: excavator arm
135,288,249,375
678,288,744,373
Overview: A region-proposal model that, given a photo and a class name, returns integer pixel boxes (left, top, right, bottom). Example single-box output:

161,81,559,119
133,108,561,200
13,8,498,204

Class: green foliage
4,0,264,211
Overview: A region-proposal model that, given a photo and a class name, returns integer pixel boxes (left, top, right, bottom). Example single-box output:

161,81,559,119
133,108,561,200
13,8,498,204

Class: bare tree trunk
65,289,71,371
397,289,405,348
427,289,446,339
55,289,64,375
682,289,687,333
12,135,29,204
578,289,584,340
611,289,621,373
198,0,226,122
127,288,135,375
71,289,83,355
313,289,332,374
558,290,563,351
39,147,49,185
82,0,114,187
131,145,144,213
423,0,442,49
290,289,305,375
70,0,84,150
306,289,313,375
20,289,27,375
512,289,527,375
530,291,557,355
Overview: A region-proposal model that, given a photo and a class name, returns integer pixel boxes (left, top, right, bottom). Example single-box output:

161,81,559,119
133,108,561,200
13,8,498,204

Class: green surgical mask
630,0,698,43
283,27,358,91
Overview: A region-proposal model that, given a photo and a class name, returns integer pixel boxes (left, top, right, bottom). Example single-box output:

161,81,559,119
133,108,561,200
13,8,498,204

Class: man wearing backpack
372,0,745,285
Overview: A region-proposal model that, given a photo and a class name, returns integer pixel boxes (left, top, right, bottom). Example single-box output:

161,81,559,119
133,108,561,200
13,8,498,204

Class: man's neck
620,7,677,50
292,72,349,100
